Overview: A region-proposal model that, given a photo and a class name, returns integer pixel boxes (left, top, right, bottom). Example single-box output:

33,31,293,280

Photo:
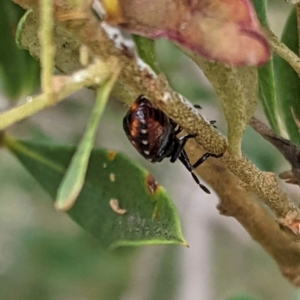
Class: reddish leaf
104,0,270,66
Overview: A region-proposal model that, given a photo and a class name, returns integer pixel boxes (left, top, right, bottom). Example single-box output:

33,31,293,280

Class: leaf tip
15,9,33,49
181,241,190,248
55,189,80,212
54,200,73,212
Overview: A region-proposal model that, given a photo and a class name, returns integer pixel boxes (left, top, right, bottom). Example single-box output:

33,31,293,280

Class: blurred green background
0,0,300,299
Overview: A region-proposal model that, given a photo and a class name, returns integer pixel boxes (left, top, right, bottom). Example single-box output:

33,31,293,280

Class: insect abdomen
123,96,171,161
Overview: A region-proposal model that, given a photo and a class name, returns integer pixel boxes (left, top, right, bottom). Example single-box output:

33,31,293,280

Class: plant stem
0,59,115,130
39,0,55,97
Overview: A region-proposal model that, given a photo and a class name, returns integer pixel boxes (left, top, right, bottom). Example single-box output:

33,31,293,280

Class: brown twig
186,139,300,286
181,51,297,224
250,117,300,186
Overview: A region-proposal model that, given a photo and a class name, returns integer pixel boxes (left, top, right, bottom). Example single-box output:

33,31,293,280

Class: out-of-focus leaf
8,229,134,300
226,294,262,300
251,0,282,135
132,35,160,74
257,71,282,135
105,0,270,66
149,246,179,300
56,67,120,211
0,3,39,100
274,8,300,145
4,138,186,249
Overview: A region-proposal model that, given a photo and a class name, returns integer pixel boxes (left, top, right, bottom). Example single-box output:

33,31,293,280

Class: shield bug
123,95,222,193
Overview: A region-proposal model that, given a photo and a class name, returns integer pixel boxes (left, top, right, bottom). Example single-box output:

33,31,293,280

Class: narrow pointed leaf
0,4,39,100
274,9,300,145
251,0,282,134
132,35,160,74
258,68,282,134
250,0,268,27
56,69,120,211
4,138,186,249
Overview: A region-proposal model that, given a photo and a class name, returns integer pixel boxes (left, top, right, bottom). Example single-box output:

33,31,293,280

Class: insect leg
192,152,223,169
178,150,210,194
170,134,196,163
174,126,183,135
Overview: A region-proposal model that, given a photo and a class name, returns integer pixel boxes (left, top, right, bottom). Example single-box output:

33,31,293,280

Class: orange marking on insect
130,101,139,111
123,95,223,194
132,119,139,128
130,124,139,137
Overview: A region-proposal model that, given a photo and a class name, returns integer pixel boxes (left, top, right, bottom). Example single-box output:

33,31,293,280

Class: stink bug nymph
123,95,222,194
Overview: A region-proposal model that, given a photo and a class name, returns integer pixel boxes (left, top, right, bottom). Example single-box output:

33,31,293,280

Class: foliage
0,0,300,298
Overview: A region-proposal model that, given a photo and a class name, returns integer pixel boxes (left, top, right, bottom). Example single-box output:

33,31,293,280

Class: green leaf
0,3,39,100
257,65,282,135
4,137,186,249
132,35,160,74
56,68,120,211
274,8,300,145
250,0,268,27
16,230,134,300
251,0,282,135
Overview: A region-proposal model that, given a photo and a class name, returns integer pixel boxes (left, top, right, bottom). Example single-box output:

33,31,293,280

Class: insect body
123,95,222,193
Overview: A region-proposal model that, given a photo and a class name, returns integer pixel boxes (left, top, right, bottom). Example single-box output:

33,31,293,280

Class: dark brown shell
123,95,175,162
